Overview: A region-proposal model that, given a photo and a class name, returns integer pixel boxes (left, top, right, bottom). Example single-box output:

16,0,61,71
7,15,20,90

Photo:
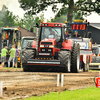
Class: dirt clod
0,69,99,100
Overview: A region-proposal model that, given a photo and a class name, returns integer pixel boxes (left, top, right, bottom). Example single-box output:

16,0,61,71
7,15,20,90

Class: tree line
0,5,84,30
0,5,44,30
0,0,100,30
18,0,100,23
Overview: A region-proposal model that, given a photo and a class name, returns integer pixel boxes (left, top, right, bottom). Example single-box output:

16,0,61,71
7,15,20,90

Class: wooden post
59,73,61,94
0,81,3,98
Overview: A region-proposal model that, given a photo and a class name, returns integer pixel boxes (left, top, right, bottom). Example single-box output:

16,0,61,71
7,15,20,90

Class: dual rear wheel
58,43,80,73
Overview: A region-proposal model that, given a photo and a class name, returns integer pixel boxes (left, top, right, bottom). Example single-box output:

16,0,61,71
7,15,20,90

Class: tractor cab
38,23,66,57
1,27,21,51
39,23,66,48
22,21,92,72
22,36,36,50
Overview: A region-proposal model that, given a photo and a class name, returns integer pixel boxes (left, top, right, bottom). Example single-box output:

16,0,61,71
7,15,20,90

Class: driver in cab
73,30,81,38
49,28,57,39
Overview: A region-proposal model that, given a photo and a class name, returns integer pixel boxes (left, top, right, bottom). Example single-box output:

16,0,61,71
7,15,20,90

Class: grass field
0,66,22,69
23,87,100,100
2,67,22,69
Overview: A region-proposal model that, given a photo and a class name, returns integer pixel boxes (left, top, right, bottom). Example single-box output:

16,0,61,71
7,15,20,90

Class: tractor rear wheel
22,49,35,72
92,56,96,63
22,49,35,63
71,43,80,73
95,56,100,63
58,51,71,72
83,63,89,72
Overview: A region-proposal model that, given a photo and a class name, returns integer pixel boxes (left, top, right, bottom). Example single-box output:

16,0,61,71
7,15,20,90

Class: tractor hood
39,38,57,56
40,38,57,46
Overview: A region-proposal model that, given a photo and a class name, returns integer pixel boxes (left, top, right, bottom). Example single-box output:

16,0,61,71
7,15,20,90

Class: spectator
73,30,80,37
14,48,20,67
8,45,16,67
65,30,70,38
0,46,8,68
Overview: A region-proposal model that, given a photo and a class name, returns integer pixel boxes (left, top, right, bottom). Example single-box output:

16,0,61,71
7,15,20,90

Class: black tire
83,63,89,72
22,49,35,63
23,65,28,72
58,51,71,72
22,49,35,72
71,43,80,73
92,56,96,63
95,56,100,63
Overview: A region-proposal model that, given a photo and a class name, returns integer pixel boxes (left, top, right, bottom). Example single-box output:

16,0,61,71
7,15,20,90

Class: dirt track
0,69,99,100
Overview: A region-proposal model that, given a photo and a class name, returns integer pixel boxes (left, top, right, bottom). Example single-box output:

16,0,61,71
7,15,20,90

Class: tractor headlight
40,45,44,47
49,45,54,48
48,49,51,51
42,49,45,51
55,24,57,26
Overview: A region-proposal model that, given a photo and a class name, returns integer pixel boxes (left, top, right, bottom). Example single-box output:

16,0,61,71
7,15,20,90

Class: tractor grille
41,42,52,45
41,48,52,54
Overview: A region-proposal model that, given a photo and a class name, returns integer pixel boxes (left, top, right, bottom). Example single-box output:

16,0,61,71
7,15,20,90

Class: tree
0,19,4,27
51,15,67,23
51,12,84,23
0,5,20,27
18,0,100,23
1,10,17,27
75,0,100,16
20,14,44,30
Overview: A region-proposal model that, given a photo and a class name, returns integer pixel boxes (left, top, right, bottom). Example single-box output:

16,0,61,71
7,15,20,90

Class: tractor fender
61,39,74,51
32,40,36,49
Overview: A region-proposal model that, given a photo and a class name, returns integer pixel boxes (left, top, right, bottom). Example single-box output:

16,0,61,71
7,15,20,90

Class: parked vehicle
89,44,100,69
22,20,92,72
0,27,21,67
20,36,36,67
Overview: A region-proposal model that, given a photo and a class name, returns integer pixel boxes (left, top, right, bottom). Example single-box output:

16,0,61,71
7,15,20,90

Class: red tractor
22,20,91,73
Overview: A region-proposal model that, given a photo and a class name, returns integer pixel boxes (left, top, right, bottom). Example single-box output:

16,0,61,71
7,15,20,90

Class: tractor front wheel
58,50,71,72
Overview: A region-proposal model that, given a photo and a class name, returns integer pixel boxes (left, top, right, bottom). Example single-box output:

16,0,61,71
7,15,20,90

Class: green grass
22,87,100,100
2,67,22,69
89,70,100,72
0,66,22,69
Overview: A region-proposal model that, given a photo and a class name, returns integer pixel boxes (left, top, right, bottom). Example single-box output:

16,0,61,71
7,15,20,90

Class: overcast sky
0,0,100,23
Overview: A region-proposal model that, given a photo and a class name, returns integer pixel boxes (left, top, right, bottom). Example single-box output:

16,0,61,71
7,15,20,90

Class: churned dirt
0,68,99,100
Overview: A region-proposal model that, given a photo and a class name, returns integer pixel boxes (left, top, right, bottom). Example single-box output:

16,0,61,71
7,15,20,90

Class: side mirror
30,27,33,32
87,32,92,38
36,23,39,28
